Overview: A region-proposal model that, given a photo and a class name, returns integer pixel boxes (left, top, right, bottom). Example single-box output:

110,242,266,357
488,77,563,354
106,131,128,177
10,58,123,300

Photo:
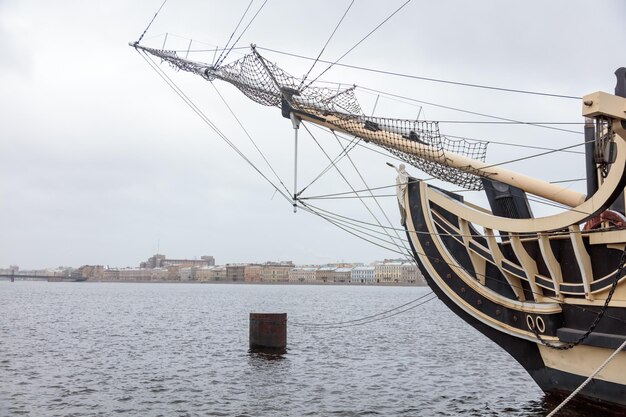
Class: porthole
536,316,546,333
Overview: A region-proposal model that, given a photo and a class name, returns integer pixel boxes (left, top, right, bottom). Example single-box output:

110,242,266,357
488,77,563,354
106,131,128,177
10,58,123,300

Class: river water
0,281,605,416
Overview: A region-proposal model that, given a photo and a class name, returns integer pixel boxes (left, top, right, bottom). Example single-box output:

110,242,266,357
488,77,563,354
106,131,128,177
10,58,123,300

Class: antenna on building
157,238,160,254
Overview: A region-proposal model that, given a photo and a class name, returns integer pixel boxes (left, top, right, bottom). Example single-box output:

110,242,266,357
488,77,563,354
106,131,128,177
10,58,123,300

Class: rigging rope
302,0,413,91
299,201,409,256
298,0,356,91
448,135,584,155
357,87,583,135
214,0,269,67
210,83,292,198
257,46,581,100
301,123,412,257
136,0,168,44
306,194,397,200
137,49,293,207
213,0,255,66
308,124,417,166
311,100,585,156
302,198,609,240
290,291,436,328
329,130,413,260
303,202,411,245
550,177,586,184
297,135,361,196
546,338,626,417
480,140,591,170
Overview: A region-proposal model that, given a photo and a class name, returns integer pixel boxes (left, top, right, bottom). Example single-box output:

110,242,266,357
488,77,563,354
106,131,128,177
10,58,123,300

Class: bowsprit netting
326,116,487,190
135,44,488,190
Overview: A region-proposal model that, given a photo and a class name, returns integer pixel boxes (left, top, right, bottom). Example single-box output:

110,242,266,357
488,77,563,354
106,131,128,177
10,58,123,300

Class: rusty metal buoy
249,313,287,354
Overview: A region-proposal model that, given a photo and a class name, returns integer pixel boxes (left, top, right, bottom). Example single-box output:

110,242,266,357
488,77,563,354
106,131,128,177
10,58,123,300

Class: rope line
257,46,581,100
480,140,591,170
214,0,255,66
302,0,413,91
302,198,612,240
464,135,584,155
290,292,436,328
306,194,397,200
215,0,269,67
438,121,584,125
298,0,356,91
299,202,409,256
357,87,583,135
303,202,410,245
210,83,292,197
300,177,587,210
330,129,413,260
317,105,585,156
298,126,591,216
301,123,411,257
298,135,361,196
136,0,168,44
137,49,293,207
546,338,626,417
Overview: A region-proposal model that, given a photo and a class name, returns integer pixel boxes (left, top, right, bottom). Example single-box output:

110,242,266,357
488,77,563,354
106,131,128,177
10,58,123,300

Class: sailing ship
130,39,626,408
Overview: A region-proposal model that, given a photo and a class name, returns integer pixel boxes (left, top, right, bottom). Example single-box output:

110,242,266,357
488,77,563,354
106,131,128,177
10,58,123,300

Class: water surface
0,282,592,416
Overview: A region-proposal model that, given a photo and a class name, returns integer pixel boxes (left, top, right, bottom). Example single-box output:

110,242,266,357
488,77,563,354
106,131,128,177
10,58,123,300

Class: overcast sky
1,0,624,269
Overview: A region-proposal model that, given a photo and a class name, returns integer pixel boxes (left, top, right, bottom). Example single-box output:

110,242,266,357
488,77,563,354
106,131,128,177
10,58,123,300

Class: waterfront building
200,256,215,266
351,266,375,284
374,261,403,283
0,265,19,274
260,261,294,282
102,269,119,281
13,257,425,285
116,268,152,281
195,266,214,282
315,266,336,283
400,262,426,285
151,268,169,281
141,253,215,269
333,267,352,283
166,265,181,280
99,267,170,282
143,254,166,268
244,265,262,282
289,267,317,283
211,266,226,281
77,265,105,280
179,267,197,281
226,264,246,282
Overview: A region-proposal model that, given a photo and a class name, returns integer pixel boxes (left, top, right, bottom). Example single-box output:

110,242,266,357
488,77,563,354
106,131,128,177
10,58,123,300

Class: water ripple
0,281,607,416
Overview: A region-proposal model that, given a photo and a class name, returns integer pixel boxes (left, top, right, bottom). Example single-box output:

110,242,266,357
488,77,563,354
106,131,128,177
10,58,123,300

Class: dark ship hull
403,177,626,407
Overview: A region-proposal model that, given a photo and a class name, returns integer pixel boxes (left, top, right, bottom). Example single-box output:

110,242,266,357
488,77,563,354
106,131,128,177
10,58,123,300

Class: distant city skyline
2,253,425,285
2,251,408,271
